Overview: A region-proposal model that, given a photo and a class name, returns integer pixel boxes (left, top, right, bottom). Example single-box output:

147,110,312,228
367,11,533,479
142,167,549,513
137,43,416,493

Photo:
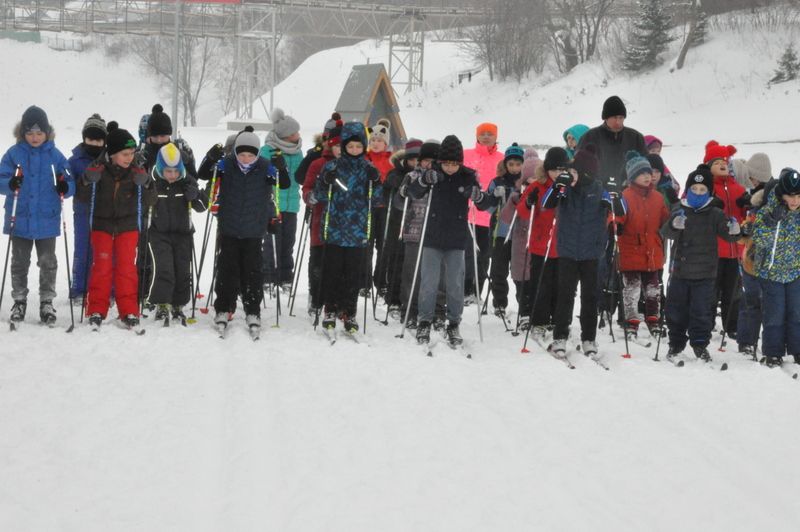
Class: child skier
751,168,800,368
302,118,342,317
483,143,525,318
78,122,155,330
260,108,303,293
365,118,394,296
541,145,625,361
563,124,589,159
0,105,72,327
313,121,382,333
212,127,288,337
408,134,482,346
661,164,741,363
517,147,567,344
617,151,670,342
145,143,204,325
68,113,107,301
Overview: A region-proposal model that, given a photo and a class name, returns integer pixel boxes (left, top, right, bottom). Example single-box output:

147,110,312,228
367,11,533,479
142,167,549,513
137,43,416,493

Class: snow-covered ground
2,13,800,531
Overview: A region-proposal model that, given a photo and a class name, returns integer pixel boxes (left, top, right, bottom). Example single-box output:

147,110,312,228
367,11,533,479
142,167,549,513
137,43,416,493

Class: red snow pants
87,230,140,318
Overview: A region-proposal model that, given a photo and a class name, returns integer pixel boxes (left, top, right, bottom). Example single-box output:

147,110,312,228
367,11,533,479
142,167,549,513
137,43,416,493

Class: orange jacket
618,183,669,272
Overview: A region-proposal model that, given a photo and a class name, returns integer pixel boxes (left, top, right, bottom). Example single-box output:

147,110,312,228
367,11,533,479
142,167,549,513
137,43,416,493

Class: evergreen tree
623,0,676,71
770,43,800,84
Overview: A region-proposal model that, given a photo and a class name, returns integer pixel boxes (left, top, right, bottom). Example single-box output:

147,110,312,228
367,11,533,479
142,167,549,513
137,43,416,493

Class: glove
671,210,687,230
420,169,439,187
657,173,674,191
84,165,103,183
740,221,753,237
554,171,572,189
271,153,287,174
267,215,281,235
606,176,621,196
55,179,69,196
216,159,226,173
398,184,408,198
131,166,148,186
728,217,741,235
8,173,23,191
366,165,380,183
493,185,506,199
205,144,225,165
525,187,539,208
735,193,752,209
322,169,337,186
307,192,319,206
461,186,483,202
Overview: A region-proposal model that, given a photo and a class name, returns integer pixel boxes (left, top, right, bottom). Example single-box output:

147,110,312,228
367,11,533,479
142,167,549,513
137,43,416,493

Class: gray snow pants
10,236,57,302
418,246,464,324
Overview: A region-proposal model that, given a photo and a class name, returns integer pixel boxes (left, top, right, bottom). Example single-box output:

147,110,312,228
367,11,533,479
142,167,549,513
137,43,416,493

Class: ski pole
609,208,631,358
373,190,394,316
288,207,310,317
363,180,373,332
313,185,333,330
398,187,433,339
514,198,536,337
503,209,517,245
0,165,22,313
200,239,219,314
193,165,218,305
398,195,409,240
52,165,75,332
718,258,743,352
521,213,555,353
81,181,97,322
138,202,153,317
468,204,484,343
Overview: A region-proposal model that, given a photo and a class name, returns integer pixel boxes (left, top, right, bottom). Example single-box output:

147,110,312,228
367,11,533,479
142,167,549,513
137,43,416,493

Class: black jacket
578,124,647,185
661,197,739,280
150,176,205,234
76,161,157,235
295,145,323,185
408,164,480,250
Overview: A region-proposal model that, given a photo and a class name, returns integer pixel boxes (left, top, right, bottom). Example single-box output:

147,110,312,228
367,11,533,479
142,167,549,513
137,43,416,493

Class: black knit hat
646,153,665,175
21,105,50,134
571,144,600,178
82,113,107,141
602,95,627,120
105,121,137,156
438,135,463,163
778,167,800,196
685,164,714,193
419,139,440,161
146,104,172,137
543,147,570,171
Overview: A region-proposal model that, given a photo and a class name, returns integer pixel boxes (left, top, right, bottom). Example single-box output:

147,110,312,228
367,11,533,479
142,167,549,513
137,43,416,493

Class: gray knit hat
270,108,300,139
746,152,772,183
82,113,107,141
235,126,261,156
731,158,750,188
625,150,652,182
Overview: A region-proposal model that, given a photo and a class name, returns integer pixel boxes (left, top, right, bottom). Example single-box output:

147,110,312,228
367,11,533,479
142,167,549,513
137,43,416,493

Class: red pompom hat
703,140,737,164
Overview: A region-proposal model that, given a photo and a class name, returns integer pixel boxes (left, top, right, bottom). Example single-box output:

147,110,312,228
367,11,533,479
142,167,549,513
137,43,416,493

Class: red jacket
617,184,669,272
303,152,335,247
517,178,558,258
713,175,746,259
366,150,393,183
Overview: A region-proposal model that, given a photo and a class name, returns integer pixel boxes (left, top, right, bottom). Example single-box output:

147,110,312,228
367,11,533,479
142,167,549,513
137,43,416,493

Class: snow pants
146,230,193,308
10,236,57,303
322,244,364,318
758,276,800,358
621,270,660,328
553,258,598,342
87,230,139,318
214,235,264,317
736,270,762,349
418,246,464,324
666,277,714,351
70,199,91,299
262,211,297,286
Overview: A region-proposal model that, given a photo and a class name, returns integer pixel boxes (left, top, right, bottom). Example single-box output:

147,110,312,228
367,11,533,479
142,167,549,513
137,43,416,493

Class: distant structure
335,64,407,149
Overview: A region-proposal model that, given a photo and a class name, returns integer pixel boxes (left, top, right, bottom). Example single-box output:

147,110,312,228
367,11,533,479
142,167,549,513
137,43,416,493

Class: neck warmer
687,189,710,209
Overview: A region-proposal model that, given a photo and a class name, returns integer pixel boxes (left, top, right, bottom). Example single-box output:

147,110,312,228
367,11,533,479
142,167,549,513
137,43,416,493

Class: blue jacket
542,176,625,261
0,139,72,239
216,155,279,239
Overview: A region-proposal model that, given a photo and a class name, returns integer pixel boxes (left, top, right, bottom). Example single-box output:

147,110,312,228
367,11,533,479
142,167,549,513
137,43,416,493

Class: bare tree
546,0,616,73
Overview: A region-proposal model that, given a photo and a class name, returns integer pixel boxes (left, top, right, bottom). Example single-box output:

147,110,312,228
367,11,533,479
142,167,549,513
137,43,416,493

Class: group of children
3,102,800,368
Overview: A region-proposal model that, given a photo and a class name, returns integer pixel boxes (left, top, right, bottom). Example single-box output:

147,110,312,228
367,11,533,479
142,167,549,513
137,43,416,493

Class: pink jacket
464,142,504,227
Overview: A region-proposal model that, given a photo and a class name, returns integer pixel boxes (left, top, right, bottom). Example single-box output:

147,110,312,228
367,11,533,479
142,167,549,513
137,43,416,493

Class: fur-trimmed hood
14,122,56,143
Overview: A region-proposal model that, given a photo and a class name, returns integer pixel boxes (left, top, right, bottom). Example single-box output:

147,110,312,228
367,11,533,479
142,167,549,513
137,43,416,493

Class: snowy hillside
2,13,800,532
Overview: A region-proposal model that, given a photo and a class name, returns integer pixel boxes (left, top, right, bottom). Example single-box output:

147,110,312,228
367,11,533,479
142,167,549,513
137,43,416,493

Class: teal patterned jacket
752,191,800,283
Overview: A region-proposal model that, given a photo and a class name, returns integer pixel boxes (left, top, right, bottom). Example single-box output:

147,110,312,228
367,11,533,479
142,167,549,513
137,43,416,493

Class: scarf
687,189,710,209
265,130,302,155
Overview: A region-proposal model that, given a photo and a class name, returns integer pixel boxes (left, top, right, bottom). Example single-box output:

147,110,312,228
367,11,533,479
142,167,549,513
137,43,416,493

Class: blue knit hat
625,150,652,182
504,142,525,162
155,142,186,180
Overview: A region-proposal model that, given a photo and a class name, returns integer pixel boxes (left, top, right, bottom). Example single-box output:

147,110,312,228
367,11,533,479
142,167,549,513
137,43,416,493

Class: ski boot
280,282,292,295
343,315,359,334
88,313,103,330
531,325,548,348
321,311,337,330
388,304,402,321
214,311,229,336
358,288,371,298
10,300,26,327
405,316,418,330
517,315,530,332
39,300,56,327
246,314,261,340
548,338,567,357
692,345,712,362
582,340,599,359
432,316,446,331
171,306,187,326
493,305,506,318
445,321,463,346
416,320,431,344
739,344,756,358
763,355,783,368
463,294,476,307
154,304,171,322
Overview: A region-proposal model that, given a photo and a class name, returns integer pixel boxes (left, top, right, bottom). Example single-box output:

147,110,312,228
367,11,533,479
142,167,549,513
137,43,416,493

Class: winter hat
543,147,570,171
644,135,663,150
21,105,50,134
155,142,186,179
731,158,750,188
438,135,464,163
323,112,342,138
778,167,800,195
82,113,107,141
601,96,627,120
746,153,772,183
646,153,665,175
703,140,737,165
404,138,423,158
563,124,589,144
234,126,261,156
369,118,391,144
419,139,440,161
504,143,525,163
476,122,498,138
271,108,301,139
146,104,172,137
521,149,542,180
341,121,368,151
571,144,600,178
625,150,652,182
685,164,714,193
105,121,137,156
326,119,343,148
